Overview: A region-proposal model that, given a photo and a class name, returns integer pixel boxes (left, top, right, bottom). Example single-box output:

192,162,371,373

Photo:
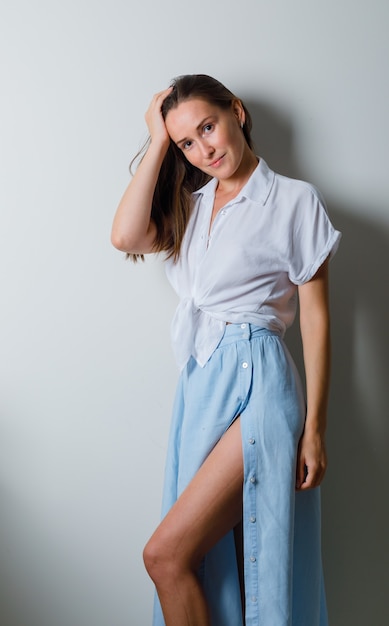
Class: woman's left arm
296,259,331,490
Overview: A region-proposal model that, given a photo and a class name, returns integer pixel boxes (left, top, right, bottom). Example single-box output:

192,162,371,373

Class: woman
111,74,341,626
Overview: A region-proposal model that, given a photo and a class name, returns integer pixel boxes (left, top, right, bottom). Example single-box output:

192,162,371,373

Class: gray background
1,1,388,624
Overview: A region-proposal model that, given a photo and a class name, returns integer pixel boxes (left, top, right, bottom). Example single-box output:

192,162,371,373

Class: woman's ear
232,99,245,127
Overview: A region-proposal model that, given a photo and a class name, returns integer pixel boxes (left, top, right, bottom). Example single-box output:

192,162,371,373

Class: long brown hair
129,74,254,262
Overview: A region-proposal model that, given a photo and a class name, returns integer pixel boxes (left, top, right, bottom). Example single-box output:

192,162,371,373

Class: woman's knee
143,535,161,582
143,530,187,585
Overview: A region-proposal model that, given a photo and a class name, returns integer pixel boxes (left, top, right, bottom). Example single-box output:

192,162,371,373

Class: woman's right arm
111,88,172,254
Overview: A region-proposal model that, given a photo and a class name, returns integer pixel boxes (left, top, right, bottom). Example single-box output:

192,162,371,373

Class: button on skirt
153,324,328,626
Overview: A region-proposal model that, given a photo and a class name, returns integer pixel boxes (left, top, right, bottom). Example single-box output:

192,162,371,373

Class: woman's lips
209,154,225,168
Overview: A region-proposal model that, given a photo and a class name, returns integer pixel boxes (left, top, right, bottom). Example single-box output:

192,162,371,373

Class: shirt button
250,515,256,523
251,596,257,603
250,556,256,563
248,437,255,445
240,323,247,329
242,362,248,369
249,476,256,484
221,209,227,215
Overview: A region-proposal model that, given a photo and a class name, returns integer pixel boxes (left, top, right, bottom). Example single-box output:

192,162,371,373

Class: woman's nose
199,140,215,157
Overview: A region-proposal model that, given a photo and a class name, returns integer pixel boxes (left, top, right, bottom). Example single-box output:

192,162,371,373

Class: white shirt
165,158,341,370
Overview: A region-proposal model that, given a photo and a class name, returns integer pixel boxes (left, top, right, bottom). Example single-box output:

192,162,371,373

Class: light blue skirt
153,324,328,626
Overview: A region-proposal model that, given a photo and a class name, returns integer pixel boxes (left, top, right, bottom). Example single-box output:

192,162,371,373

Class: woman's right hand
145,87,173,148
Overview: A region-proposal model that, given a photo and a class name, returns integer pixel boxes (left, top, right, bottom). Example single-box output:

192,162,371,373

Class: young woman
111,74,341,626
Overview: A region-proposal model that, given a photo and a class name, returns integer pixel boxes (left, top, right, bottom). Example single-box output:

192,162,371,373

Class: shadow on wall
246,99,389,626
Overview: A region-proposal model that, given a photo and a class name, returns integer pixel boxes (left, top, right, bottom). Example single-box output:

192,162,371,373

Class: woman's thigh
148,417,243,570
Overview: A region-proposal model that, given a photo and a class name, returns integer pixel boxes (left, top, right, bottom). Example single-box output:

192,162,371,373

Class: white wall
0,1,388,624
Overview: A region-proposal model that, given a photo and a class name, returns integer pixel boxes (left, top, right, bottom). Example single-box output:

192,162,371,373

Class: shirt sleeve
287,184,341,285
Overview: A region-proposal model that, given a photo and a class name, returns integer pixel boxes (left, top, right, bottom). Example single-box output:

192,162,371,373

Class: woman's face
165,98,251,181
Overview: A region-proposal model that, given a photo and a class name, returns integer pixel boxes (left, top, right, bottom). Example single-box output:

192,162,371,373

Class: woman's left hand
296,429,327,490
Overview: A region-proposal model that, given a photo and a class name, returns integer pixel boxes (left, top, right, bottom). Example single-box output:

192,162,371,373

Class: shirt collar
193,157,275,206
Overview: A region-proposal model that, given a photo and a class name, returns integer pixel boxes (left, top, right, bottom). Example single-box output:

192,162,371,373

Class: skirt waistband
218,323,280,348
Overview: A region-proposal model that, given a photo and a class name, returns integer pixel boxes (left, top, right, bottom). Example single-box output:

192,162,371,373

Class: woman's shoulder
272,167,326,208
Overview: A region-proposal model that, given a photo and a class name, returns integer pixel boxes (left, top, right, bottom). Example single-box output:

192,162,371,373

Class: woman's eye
182,141,193,150
203,123,213,134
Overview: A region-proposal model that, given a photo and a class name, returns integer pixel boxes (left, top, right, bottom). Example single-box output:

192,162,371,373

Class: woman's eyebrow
176,117,214,146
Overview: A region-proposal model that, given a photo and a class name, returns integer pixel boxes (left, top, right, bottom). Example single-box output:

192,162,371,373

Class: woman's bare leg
143,417,244,626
